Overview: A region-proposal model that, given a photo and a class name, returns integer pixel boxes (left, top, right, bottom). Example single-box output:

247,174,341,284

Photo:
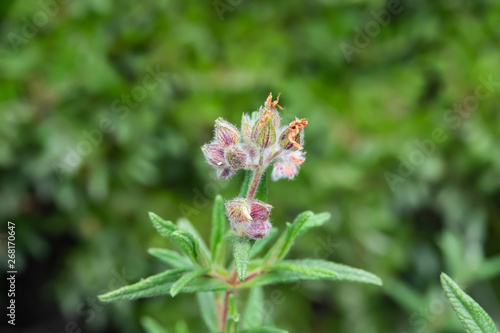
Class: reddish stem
246,167,264,199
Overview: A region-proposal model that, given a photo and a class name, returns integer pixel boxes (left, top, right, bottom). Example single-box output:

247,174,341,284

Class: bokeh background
1,0,499,332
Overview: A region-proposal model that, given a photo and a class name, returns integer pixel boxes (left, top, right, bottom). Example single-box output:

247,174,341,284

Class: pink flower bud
217,167,235,179
225,146,248,170
226,198,273,238
271,151,306,181
215,118,240,147
202,144,226,167
245,220,272,239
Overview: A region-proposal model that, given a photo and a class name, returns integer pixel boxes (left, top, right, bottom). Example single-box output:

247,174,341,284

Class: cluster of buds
201,93,308,239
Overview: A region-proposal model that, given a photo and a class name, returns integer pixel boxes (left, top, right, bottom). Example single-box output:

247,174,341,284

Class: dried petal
215,118,240,147
279,128,302,151
288,118,308,150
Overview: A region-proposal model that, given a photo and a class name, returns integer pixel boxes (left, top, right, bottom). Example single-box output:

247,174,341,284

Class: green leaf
225,294,239,333
250,228,278,259
98,269,188,302
211,195,227,265
440,273,500,333
242,287,265,329
196,292,219,332
170,268,210,297
264,211,330,264
233,236,254,282
178,218,211,263
267,261,338,279
239,259,382,289
149,212,199,265
174,321,189,333
239,170,253,198
141,316,169,333
180,276,232,293
195,238,211,267
148,248,193,269
240,328,288,333
170,230,198,264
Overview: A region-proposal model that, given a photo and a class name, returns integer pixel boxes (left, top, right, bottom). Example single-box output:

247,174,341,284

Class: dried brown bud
287,117,308,150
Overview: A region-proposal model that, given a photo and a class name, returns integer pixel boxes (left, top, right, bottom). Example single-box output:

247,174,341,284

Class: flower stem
246,166,264,199
219,290,233,331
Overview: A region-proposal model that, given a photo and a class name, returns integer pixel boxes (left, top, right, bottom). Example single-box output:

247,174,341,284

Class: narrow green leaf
211,195,227,265
196,292,219,332
239,170,253,198
178,218,211,261
170,230,197,264
148,248,193,269
141,316,169,333
263,211,330,265
440,273,500,333
149,212,177,238
240,328,288,333
225,294,239,333
239,259,382,289
250,228,278,259
267,261,337,279
254,171,268,202
233,237,253,282
242,287,265,329
195,238,211,267
98,269,188,302
170,268,210,297
181,276,232,293
149,212,199,265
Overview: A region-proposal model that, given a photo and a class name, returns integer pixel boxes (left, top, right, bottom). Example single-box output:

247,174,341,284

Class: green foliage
212,195,227,265
170,268,211,297
242,287,265,330
141,316,169,333
196,292,219,332
240,328,288,333
225,294,240,333
440,273,499,333
148,248,193,269
233,236,254,282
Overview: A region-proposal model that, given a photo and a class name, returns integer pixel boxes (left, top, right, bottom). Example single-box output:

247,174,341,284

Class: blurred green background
1,0,499,332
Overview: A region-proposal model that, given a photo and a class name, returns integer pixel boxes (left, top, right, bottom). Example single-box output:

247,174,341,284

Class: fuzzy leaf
440,273,500,333
196,292,219,332
242,287,265,329
225,294,239,333
239,260,382,289
267,261,338,279
98,269,188,302
239,170,253,198
149,212,198,265
250,228,278,259
148,248,193,269
233,236,253,282
170,268,210,297
264,211,330,264
178,218,211,262
141,316,169,333
211,195,227,265
170,230,198,264
240,328,288,333
181,276,232,293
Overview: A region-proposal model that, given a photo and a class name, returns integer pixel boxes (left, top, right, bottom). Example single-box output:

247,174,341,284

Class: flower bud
217,167,235,179
245,220,272,239
202,144,226,167
226,198,273,238
252,115,276,148
279,128,302,151
241,114,255,144
225,146,248,169
215,118,240,147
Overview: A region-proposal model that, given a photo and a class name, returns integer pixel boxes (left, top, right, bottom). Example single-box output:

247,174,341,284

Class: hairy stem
246,166,264,199
219,290,233,331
